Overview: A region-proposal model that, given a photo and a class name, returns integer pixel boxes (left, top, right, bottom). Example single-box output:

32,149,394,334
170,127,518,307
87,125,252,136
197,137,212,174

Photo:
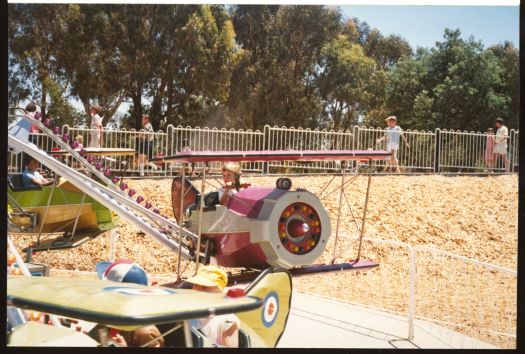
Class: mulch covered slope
12,174,516,274
10,174,517,347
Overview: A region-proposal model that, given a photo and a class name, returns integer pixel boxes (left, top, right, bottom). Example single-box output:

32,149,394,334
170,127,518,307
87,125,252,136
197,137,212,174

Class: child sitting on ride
96,259,164,347
218,162,245,205
22,157,54,188
185,266,239,347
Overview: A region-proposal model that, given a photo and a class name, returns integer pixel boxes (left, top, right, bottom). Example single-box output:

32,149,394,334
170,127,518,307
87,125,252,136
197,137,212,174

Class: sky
340,5,519,50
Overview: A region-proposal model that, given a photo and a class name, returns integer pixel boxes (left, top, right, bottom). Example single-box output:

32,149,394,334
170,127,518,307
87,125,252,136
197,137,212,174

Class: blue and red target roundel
261,291,279,328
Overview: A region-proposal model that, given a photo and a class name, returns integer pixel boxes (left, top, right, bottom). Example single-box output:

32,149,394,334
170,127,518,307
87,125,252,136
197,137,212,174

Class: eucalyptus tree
317,34,376,131
151,4,236,128
486,41,519,129
385,29,513,132
427,29,508,131
229,5,341,130
57,4,126,125
8,3,83,125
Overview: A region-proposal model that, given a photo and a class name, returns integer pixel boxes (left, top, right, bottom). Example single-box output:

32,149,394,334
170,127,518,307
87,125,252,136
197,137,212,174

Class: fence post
434,128,440,173
408,244,416,340
263,125,269,174
353,125,358,150
509,129,517,173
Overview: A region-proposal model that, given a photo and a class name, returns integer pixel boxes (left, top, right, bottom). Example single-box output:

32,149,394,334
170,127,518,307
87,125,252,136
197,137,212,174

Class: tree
228,5,341,129
227,5,279,128
386,29,513,132
428,29,508,131
58,4,127,125
8,4,84,125
487,41,519,129
317,34,376,131
385,48,432,130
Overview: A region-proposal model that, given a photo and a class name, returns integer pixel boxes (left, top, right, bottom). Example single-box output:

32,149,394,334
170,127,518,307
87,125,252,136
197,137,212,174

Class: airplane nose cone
287,219,310,238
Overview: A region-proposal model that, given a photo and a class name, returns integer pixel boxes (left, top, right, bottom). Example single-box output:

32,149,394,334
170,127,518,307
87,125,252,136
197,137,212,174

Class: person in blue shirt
22,158,54,187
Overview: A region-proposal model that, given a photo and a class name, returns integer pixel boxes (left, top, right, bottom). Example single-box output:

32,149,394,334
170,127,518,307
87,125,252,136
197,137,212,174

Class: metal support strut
36,174,59,246
332,160,346,264
176,164,186,283
194,163,207,273
356,159,373,261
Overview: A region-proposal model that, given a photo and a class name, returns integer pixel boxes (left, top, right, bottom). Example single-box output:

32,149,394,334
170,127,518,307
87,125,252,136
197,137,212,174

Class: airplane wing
150,149,391,164
8,321,99,347
47,147,136,156
7,276,262,331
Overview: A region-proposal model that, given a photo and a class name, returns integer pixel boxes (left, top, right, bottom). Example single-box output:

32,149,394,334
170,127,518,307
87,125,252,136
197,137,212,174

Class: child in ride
185,266,240,347
96,259,164,347
22,157,54,187
376,116,410,173
219,162,243,205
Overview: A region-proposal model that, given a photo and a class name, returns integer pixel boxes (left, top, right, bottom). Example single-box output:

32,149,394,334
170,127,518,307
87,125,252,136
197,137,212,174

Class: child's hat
185,265,228,291
385,116,397,122
96,259,148,285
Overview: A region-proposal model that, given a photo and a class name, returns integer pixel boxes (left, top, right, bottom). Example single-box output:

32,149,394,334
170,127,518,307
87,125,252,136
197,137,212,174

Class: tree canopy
8,4,519,131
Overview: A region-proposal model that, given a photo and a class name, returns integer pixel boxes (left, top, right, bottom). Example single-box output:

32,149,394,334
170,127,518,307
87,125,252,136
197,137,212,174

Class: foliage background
8,4,519,132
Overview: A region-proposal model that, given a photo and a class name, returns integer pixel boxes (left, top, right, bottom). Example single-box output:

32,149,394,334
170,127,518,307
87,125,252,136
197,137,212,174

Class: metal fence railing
9,122,519,176
353,127,436,172
414,247,517,349
438,129,500,172
264,125,354,172
166,125,265,173
8,131,62,174
307,235,516,349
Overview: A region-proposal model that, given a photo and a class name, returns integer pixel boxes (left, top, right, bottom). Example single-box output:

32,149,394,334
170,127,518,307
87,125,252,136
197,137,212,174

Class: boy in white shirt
376,116,410,173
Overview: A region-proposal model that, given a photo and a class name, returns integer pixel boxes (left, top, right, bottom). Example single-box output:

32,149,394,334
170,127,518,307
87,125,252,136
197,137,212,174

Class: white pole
408,244,416,340
109,229,118,262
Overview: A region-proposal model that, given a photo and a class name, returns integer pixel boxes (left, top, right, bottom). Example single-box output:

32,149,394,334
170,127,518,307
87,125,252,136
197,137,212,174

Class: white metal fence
437,129,506,172
302,234,516,348
317,235,517,349
166,125,265,173
264,126,354,172
414,247,517,349
9,122,519,175
353,127,436,172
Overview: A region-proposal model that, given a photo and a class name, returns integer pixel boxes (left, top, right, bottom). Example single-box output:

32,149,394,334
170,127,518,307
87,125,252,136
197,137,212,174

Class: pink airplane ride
154,149,391,283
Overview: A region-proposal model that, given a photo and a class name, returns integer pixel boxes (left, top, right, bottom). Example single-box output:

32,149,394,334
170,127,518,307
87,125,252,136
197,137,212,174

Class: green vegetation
8,4,519,131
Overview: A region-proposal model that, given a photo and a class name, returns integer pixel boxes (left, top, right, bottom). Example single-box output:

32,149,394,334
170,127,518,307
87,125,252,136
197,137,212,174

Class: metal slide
9,113,197,241
8,133,194,260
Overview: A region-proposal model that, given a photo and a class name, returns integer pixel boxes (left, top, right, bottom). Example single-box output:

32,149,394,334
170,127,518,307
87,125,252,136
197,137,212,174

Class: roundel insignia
103,286,176,296
261,291,279,328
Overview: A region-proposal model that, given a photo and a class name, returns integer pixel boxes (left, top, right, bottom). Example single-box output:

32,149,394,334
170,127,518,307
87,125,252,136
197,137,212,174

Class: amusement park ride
162,149,390,283
6,110,391,347
7,267,292,347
